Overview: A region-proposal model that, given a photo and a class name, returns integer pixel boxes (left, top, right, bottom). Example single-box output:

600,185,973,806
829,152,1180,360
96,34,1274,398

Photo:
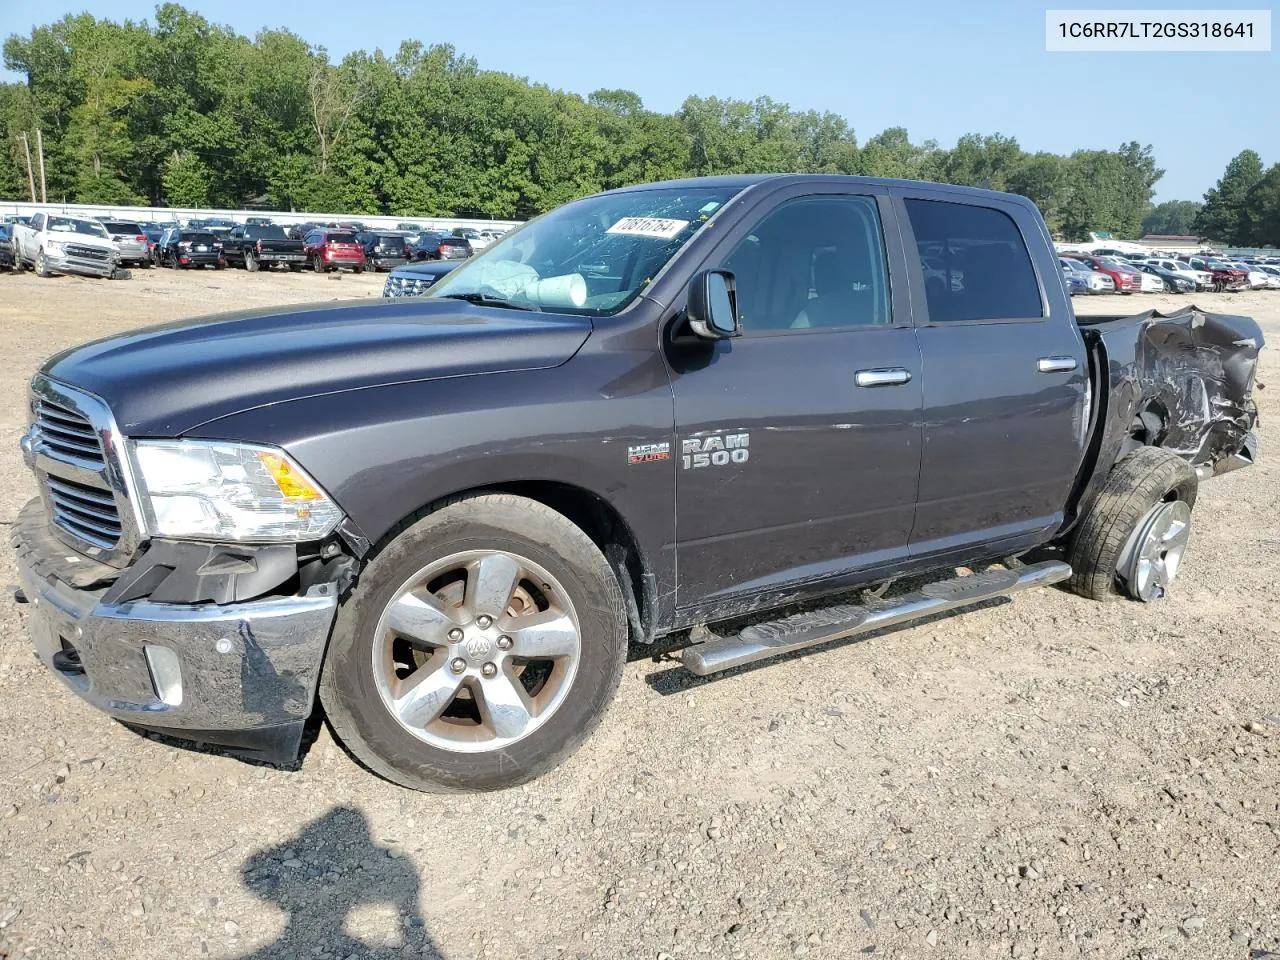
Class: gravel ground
0,269,1276,960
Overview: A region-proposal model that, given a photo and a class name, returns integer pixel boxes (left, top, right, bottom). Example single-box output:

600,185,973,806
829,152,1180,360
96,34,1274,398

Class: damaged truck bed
1076,308,1261,504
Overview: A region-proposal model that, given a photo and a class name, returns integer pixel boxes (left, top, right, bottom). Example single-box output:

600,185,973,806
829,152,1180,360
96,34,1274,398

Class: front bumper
13,499,339,764
45,251,116,278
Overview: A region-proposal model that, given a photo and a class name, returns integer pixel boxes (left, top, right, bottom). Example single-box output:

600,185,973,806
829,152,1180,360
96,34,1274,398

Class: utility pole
18,133,36,203
34,129,47,203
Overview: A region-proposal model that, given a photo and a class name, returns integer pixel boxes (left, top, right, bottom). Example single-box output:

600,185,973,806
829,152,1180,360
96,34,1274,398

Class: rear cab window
904,198,1043,322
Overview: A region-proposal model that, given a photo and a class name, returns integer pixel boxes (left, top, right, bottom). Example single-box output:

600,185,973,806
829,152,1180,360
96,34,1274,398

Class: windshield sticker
606,217,689,240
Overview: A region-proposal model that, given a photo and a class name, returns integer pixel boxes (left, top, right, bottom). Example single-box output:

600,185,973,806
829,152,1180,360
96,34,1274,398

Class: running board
680,560,1072,676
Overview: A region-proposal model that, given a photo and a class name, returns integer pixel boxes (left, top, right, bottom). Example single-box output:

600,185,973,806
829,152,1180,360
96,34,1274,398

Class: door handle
855,368,912,387
1037,356,1079,373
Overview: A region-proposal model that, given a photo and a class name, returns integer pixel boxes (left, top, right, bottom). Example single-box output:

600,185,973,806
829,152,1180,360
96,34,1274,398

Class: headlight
46,241,64,255
128,440,343,542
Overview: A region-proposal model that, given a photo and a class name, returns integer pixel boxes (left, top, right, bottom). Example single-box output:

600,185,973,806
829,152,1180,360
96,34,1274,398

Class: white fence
0,200,522,234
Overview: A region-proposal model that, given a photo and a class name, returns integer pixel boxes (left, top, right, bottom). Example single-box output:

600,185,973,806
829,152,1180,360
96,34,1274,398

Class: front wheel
1066,446,1197,602
34,251,51,278
319,493,628,792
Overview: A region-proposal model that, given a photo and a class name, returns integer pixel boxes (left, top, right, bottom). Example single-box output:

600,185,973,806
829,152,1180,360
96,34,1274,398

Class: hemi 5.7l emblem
682,432,749,469
628,442,671,464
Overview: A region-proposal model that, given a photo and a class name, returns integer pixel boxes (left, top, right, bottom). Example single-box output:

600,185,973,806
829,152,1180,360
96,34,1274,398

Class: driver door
667,188,923,614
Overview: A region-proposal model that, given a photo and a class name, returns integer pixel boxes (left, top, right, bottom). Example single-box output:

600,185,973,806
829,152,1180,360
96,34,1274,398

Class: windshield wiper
436,292,541,312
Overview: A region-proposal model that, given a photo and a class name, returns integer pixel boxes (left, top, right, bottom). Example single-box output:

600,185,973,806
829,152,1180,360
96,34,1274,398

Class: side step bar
681,560,1071,676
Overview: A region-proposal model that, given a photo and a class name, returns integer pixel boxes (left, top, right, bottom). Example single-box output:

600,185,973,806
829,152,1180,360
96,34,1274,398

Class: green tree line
0,4,1172,240
1193,149,1280,247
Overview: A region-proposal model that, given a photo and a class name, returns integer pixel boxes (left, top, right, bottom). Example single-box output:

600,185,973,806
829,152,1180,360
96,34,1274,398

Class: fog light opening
143,645,184,707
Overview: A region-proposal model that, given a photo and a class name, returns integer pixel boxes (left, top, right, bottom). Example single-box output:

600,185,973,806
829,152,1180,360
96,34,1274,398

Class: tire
245,250,259,272
319,493,628,792
1066,446,1197,602
34,251,52,278
353,265,364,274
313,257,325,274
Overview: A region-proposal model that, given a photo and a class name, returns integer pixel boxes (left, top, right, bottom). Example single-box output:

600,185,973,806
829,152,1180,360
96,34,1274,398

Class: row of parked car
1058,249,1280,296
0,212,510,279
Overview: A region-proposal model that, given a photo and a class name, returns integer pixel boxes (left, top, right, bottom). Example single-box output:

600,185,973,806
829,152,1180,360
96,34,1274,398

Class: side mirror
686,270,741,340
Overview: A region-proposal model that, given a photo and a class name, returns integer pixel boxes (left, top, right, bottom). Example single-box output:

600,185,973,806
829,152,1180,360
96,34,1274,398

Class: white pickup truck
12,213,122,279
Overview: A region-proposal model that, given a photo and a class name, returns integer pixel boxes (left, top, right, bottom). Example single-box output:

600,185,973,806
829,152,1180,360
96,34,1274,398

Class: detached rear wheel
320,494,628,792
1067,446,1197,601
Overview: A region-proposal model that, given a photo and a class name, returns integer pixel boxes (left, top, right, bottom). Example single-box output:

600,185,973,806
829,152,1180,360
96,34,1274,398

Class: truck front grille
384,274,438,298
65,244,110,261
34,399,105,467
45,476,122,550
28,376,139,566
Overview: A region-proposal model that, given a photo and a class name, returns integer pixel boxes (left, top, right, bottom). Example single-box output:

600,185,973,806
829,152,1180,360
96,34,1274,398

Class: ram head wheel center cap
463,632,494,661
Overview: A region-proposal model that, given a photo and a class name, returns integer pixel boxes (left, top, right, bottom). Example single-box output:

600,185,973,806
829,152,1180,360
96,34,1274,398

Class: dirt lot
0,268,1276,960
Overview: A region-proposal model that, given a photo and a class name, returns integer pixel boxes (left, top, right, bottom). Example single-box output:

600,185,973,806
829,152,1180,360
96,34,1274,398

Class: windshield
429,186,741,315
247,226,288,240
49,217,108,238
102,221,141,234
326,232,357,244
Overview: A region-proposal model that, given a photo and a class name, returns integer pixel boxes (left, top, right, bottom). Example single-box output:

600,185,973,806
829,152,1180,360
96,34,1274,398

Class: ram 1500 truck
12,176,1263,793
12,213,121,279
221,224,308,271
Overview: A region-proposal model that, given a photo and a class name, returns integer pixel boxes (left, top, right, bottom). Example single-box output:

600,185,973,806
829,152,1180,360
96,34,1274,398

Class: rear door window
904,199,1043,322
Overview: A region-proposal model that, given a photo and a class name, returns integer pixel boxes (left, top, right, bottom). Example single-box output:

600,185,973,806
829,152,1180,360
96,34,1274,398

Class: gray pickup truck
13,175,1262,792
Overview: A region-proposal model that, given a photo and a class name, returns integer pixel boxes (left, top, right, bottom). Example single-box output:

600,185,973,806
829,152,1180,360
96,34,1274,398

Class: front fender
184,356,678,618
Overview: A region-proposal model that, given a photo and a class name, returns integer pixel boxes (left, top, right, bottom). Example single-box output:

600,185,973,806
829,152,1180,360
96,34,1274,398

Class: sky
1,0,1275,202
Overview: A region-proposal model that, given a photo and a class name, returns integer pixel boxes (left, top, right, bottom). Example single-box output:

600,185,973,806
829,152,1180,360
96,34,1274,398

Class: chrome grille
34,399,105,467
26,376,141,566
383,274,439,298
45,475,122,550
65,244,110,261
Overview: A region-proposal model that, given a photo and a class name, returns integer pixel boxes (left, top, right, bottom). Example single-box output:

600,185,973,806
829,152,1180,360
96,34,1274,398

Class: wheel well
1129,401,1169,447
374,481,655,643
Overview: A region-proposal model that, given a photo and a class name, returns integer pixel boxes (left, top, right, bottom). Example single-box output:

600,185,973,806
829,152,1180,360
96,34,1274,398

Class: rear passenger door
892,189,1088,561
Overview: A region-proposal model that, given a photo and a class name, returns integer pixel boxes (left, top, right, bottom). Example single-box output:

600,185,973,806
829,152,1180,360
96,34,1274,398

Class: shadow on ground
231,805,443,959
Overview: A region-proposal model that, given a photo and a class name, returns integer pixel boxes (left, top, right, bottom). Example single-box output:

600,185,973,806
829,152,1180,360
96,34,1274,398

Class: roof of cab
604,173,1035,208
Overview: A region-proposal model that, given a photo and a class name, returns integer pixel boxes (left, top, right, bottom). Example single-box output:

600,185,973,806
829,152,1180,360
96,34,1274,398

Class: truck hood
42,299,593,436
49,230,115,251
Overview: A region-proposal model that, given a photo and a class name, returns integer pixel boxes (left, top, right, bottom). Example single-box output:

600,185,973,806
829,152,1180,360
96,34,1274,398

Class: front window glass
428,186,741,315
720,195,891,332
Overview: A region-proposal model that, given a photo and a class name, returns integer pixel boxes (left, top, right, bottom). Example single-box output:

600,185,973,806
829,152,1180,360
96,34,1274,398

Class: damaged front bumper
44,250,118,279
13,499,339,764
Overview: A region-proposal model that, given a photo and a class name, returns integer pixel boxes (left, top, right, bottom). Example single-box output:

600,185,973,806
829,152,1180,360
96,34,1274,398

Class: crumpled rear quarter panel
1083,308,1263,496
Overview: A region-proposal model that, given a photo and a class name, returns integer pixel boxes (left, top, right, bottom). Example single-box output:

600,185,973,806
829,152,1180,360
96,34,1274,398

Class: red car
1188,257,1250,292
303,229,367,273
1065,254,1139,294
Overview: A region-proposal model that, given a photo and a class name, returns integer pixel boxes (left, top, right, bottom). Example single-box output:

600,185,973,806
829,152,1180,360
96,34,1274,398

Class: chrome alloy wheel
372,550,582,752
1117,499,1192,602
